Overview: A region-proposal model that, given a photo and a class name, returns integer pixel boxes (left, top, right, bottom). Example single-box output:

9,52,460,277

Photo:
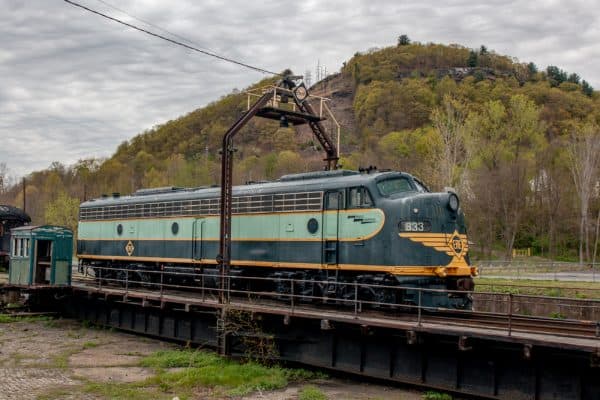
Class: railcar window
325,192,344,210
80,191,324,220
376,178,414,196
18,238,24,257
348,187,373,208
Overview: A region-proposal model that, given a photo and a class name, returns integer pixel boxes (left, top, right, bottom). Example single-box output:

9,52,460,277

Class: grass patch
0,314,53,324
50,347,82,369
36,387,78,400
475,278,600,299
83,382,164,400
422,391,453,400
299,385,328,400
83,341,99,349
141,349,324,397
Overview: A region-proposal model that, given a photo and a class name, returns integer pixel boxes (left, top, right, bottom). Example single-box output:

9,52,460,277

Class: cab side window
348,187,373,208
325,191,344,210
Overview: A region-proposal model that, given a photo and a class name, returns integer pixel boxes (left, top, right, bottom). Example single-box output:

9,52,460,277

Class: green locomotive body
77,170,475,308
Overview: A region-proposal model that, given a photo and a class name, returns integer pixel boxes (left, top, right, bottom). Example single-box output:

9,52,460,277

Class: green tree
546,66,567,87
274,150,305,177
467,50,478,67
466,95,545,258
397,34,411,46
567,73,580,84
527,62,538,74
44,192,79,235
582,80,594,97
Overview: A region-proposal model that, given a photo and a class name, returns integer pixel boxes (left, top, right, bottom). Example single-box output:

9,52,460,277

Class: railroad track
418,312,599,339
71,277,599,341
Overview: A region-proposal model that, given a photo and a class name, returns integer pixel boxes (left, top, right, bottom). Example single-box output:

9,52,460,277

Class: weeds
140,349,324,397
422,391,453,400
299,385,328,400
549,312,566,319
83,382,160,400
0,314,53,324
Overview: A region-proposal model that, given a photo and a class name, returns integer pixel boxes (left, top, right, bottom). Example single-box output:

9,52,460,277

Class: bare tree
431,95,470,190
566,124,600,263
593,206,600,265
0,163,8,194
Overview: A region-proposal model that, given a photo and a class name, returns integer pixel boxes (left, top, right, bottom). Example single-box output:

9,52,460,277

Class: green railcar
8,225,73,287
77,170,475,308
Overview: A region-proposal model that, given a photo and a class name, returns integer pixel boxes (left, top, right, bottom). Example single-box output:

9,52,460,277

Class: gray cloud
1,0,598,178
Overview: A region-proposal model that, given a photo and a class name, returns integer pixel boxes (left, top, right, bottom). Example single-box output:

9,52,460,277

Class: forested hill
2,41,599,261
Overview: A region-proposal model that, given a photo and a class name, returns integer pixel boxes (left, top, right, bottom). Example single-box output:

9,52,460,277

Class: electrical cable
93,0,217,54
63,0,281,76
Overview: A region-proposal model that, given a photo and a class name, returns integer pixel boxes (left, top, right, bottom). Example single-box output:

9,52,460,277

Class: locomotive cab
369,172,475,308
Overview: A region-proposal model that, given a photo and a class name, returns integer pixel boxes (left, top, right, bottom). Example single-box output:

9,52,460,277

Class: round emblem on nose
447,230,465,258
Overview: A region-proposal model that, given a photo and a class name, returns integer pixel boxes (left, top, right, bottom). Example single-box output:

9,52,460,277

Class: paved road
481,271,599,282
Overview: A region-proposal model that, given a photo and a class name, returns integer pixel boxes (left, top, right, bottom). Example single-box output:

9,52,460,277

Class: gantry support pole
218,91,272,305
217,78,339,310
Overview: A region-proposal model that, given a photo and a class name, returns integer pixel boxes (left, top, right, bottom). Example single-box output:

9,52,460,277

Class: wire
93,0,216,54
63,0,281,76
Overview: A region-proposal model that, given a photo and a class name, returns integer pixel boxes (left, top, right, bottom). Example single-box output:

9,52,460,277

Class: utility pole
316,60,320,82
22,177,26,213
304,69,312,88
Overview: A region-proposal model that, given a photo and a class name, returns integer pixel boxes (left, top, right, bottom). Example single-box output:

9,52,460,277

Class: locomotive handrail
78,264,600,304
74,264,600,340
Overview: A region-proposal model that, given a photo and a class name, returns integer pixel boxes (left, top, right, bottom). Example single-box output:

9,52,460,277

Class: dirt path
0,318,426,399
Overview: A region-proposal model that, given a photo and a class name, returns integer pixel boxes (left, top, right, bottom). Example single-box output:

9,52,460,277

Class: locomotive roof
80,170,414,208
11,225,73,237
0,205,31,222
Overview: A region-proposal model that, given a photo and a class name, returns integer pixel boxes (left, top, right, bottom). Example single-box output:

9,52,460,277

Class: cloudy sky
1,0,598,179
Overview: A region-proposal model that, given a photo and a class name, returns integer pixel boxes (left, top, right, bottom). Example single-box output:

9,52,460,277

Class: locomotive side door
192,219,204,260
322,191,342,266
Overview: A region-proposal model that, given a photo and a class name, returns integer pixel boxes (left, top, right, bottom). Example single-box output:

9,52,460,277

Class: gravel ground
0,318,426,400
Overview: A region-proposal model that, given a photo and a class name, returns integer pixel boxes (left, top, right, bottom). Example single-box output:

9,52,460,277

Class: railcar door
192,219,204,260
322,191,342,266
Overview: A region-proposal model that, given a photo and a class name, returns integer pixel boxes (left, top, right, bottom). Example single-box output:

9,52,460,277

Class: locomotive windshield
376,177,414,196
412,178,429,193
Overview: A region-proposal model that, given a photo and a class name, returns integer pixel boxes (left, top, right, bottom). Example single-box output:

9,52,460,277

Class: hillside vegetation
1,40,599,262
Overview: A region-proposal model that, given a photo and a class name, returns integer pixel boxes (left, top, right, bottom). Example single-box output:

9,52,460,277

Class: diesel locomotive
77,169,475,309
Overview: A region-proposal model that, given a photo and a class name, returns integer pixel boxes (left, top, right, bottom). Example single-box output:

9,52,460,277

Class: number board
399,220,431,232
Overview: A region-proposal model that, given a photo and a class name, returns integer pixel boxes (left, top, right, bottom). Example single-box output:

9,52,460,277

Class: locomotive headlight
448,193,459,212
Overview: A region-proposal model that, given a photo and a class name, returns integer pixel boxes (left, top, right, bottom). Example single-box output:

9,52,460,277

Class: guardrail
475,260,600,282
73,265,600,340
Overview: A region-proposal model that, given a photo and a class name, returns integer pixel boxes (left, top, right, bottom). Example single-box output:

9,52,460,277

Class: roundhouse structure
77,170,475,308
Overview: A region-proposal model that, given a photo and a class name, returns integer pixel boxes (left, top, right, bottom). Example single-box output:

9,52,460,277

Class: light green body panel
78,209,385,242
8,258,30,285
53,260,70,286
